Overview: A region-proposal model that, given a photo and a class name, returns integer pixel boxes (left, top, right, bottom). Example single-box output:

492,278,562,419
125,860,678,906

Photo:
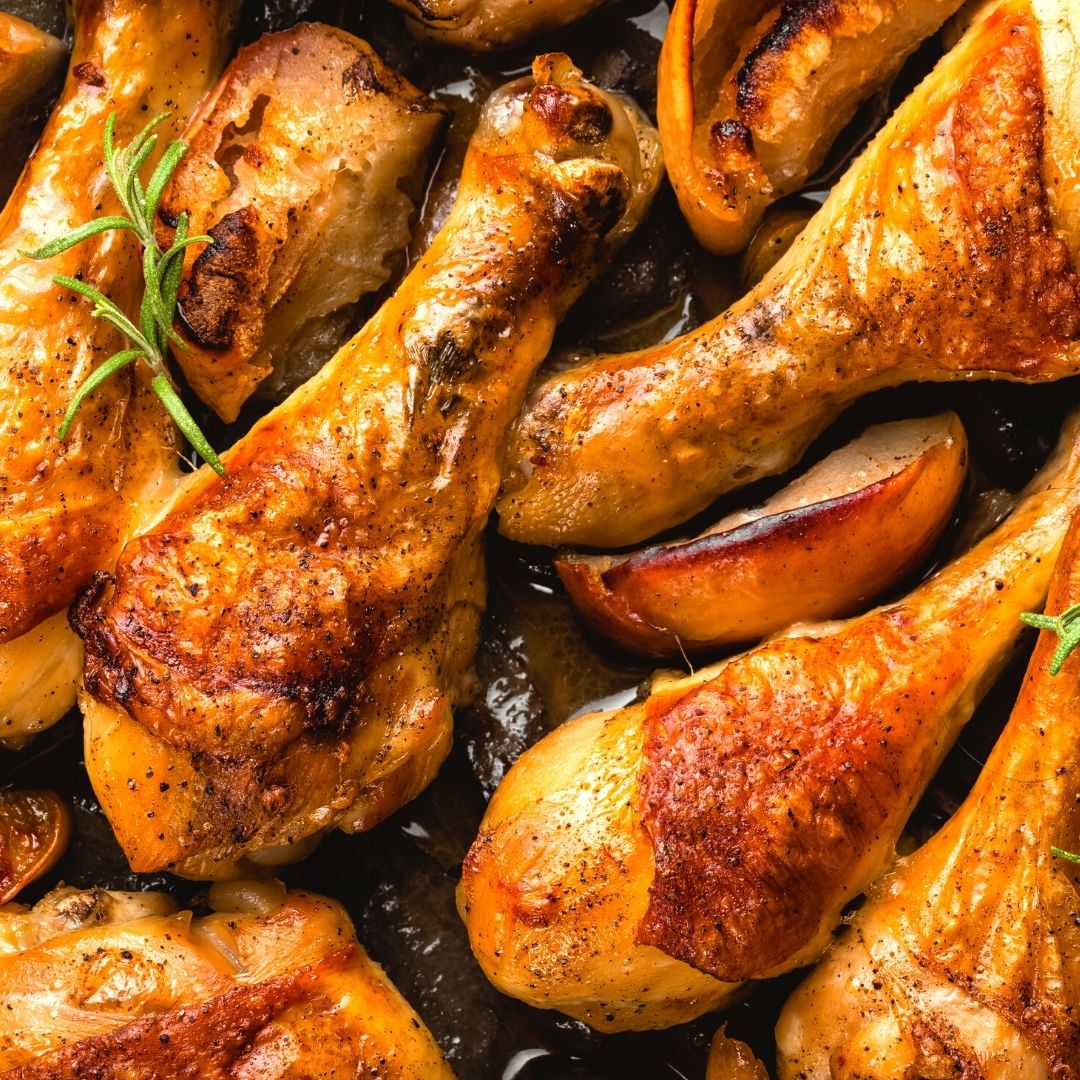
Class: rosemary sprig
1019,603,1080,676
1053,846,1080,864
24,112,224,475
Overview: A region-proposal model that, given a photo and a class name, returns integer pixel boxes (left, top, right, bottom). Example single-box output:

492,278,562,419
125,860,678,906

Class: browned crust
0,947,353,1079
736,0,841,124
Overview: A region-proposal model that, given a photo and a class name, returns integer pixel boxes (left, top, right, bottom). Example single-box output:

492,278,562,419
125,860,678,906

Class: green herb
23,112,224,475
1053,846,1080,864
1019,604,1080,676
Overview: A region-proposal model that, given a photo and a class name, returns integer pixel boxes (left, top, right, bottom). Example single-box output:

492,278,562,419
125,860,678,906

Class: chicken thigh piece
0,0,240,745
498,0,1080,548
460,407,1080,1032
74,55,662,881
776,509,1080,1079
0,882,454,1078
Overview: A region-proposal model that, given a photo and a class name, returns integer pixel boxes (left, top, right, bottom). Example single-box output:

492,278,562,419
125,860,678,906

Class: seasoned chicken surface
0,0,239,744
74,56,662,880
498,0,1080,548
658,0,967,253
0,12,65,138
390,0,615,52
161,23,447,421
460,408,1080,1032
0,882,454,1078
776,513,1080,1079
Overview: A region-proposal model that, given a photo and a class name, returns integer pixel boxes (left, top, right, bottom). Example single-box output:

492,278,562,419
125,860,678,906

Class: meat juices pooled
461,407,1080,1031
74,55,662,880
498,0,1080,548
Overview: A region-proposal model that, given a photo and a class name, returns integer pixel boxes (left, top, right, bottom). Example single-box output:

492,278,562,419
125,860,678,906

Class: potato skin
556,412,968,656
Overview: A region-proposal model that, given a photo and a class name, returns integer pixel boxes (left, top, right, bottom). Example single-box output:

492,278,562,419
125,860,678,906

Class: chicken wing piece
460,407,1080,1032
0,881,454,1078
776,511,1080,1079
390,0,615,52
160,23,447,422
498,0,1080,548
0,0,240,746
658,0,967,254
73,55,662,881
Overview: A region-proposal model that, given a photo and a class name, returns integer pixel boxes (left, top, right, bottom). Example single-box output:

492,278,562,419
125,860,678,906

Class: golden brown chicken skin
0,882,454,1078
390,0,615,52
161,23,447,422
0,0,240,742
460,407,1080,1032
658,0,967,254
776,512,1080,1079
498,0,1080,548
73,55,662,880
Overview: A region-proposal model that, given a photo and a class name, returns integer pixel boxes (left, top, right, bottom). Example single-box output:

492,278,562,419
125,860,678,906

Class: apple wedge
556,412,967,655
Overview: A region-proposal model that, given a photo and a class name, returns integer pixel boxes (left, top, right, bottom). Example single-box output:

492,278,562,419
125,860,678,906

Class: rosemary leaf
58,349,144,439
22,217,135,261
152,373,225,476
1052,846,1080,864
25,111,223,472
1020,603,1080,675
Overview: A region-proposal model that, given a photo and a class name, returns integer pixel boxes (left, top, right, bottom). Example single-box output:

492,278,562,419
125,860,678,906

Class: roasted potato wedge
161,23,447,421
390,0,615,52
0,790,69,904
658,0,967,253
556,413,967,656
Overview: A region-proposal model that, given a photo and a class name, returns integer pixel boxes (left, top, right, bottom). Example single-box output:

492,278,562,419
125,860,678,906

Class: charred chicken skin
161,23,447,422
776,511,1080,1079
658,0,968,254
0,882,454,1078
498,0,1080,549
460,408,1080,1032
0,0,240,744
73,55,662,880
389,0,616,52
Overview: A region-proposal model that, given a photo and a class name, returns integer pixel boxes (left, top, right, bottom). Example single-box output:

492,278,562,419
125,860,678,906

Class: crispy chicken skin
73,56,662,881
0,13,65,138
658,0,967,254
460,409,1080,1032
0,0,239,744
776,514,1080,1079
498,0,1080,549
0,882,454,1078
160,24,447,422
389,0,615,52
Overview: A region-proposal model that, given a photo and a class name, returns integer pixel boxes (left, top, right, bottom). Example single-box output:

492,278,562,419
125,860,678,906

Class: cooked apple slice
0,790,69,903
556,412,967,656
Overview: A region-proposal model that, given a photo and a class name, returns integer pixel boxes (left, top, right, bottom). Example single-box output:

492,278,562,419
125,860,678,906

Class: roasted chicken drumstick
461,408,1080,1032
498,0,1080,548
0,882,454,1078
0,0,240,744
74,55,661,880
776,509,1080,1078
